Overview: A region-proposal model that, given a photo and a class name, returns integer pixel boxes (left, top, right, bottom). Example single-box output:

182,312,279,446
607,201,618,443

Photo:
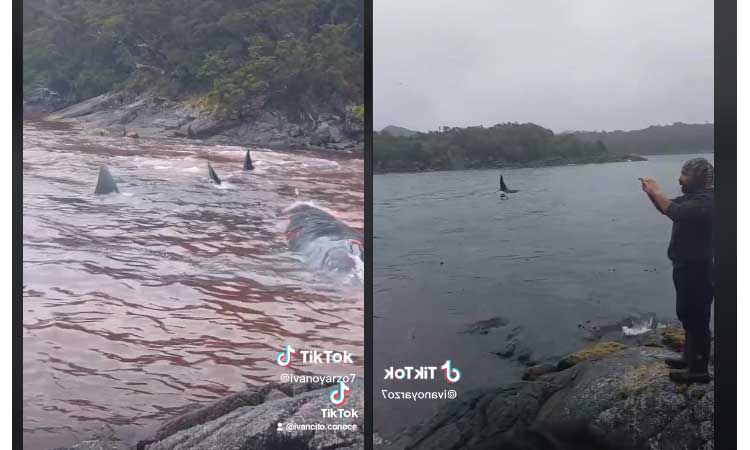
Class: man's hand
639,177,661,196
639,177,671,215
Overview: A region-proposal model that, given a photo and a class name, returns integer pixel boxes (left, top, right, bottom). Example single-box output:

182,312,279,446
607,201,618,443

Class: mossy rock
556,342,628,370
522,363,557,381
661,327,685,352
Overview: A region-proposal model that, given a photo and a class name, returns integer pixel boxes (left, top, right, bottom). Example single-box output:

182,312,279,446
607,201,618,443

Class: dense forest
23,0,364,119
373,123,642,173
572,123,713,155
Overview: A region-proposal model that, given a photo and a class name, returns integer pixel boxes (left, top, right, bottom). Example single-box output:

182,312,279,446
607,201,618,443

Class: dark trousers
672,262,713,372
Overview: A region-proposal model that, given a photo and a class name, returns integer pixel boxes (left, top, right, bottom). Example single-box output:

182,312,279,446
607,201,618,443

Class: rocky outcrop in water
24,86,79,114
46,91,364,153
57,379,364,450
382,327,713,450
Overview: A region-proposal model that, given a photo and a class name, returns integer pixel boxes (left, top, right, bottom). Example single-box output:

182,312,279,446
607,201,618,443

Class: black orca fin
94,165,120,195
207,162,222,185
242,150,254,171
500,175,508,192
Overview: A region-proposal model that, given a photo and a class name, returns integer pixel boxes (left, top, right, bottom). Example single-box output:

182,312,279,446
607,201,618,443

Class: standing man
640,157,714,384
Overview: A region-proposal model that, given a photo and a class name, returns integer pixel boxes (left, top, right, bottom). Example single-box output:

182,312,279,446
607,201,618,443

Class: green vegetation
374,123,622,173
572,123,713,155
23,0,363,118
556,342,628,370
661,327,686,352
352,104,365,120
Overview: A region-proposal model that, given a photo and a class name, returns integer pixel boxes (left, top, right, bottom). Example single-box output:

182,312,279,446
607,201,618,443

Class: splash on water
622,316,654,336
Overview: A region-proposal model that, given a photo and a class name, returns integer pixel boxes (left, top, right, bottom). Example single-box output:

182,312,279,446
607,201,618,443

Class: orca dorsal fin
500,175,508,192
207,162,222,185
243,150,254,171
94,165,119,195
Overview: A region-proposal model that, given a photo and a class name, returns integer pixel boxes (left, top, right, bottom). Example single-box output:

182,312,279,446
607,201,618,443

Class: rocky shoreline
381,325,713,450
27,88,364,154
57,379,364,450
56,325,712,450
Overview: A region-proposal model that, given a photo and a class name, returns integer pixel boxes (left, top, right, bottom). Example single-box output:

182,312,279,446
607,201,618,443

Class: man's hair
681,157,714,190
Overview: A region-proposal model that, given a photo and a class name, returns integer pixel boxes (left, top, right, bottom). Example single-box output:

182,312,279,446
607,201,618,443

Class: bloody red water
23,121,363,449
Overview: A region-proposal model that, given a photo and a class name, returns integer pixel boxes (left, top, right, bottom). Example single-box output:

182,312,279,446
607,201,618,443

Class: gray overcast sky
374,0,713,133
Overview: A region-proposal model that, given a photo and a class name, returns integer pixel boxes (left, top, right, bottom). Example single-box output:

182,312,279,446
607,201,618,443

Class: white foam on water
212,181,235,190
350,252,365,284
300,160,341,170
622,316,654,336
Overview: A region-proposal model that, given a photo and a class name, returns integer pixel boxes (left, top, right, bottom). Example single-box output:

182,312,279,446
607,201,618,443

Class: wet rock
310,122,343,145
89,128,111,137
458,316,508,335
119,108,139,124
577,318,627,341
47,93,121,120
516,349,536,366
343,106,364,140
185,115,227,138
494,339,517,358
490,326,537,365
53,430,129,450
329,142,355,151
139,380,363,450
46,89,363,153
522,363,557,381
58,380,363,450
55,441,129,450
24,86,78,113
384,382,553,450
556,341,628,370
387,345,713,450
539,347,712,450
329,126,344,143
145,382,329,443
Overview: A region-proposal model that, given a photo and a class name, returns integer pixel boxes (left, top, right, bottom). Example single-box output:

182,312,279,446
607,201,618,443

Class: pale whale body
285,204,363,283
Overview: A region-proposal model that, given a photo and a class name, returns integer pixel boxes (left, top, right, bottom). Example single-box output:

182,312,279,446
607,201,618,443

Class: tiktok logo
329,381,351,406
276,344,296,367
441,360,461,384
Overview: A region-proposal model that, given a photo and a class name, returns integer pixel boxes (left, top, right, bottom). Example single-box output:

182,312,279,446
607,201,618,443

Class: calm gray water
373,153,713,438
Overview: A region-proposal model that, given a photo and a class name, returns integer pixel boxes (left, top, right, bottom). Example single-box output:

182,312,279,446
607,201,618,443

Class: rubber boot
669,366,710,384
669,330,711,384
665,331,689,369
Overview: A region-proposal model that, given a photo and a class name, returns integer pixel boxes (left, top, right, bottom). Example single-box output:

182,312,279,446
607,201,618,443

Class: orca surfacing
243,150,254,171
499,175,519,194
207,162,222,185
94,165,120,195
